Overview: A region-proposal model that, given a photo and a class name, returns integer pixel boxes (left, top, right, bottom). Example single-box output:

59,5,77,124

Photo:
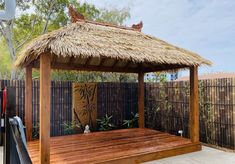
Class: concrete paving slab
0,146,2,164
144,146,235,164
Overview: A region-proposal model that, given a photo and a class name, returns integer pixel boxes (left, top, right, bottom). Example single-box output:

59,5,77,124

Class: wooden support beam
84,57,92,66
189,66,199,143
138,72,145,128
112,60,119,68
124,61,131,69
31,59,190,73
99,58,106,66
33,62,139,73
25,66,33,141
68,56,75,65
39,53,51,164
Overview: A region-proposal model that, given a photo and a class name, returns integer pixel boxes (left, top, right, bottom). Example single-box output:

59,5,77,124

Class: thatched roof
15,20,211,73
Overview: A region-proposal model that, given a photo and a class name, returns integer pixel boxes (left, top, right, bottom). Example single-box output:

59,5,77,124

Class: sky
81,0,235,75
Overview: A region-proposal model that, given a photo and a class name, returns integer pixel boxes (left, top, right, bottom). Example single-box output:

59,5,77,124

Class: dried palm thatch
15,20,211,73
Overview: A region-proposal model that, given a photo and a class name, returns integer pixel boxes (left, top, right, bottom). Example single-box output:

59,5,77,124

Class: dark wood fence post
233,78,235,149
25,66,33,141
4,87,16,164
138,72,145,128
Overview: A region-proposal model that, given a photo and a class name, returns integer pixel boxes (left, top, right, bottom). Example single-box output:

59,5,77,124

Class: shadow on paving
144,146,235,164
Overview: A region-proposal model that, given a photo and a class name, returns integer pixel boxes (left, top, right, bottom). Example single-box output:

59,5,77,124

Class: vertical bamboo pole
138,72,145,128
232,78,235,149
25,66,33,141
40,53,51,164
189,66,199,143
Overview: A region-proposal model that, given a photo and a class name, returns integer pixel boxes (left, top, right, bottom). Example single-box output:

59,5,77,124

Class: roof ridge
75,19,139,31
68,5,142,32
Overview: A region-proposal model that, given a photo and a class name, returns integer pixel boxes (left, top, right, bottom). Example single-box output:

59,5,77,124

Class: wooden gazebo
15,18,211,164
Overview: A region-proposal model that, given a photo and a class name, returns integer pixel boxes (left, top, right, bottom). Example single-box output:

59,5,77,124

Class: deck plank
27,128,201,164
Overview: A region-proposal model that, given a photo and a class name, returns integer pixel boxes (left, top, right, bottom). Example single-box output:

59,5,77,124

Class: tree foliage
145,73,167,83
0,41,11,78
0,0,135,82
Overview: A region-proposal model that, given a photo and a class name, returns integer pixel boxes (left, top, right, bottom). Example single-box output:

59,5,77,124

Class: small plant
97,114,116,131
123,112,139,128
32,122,40,139
62,121,80,135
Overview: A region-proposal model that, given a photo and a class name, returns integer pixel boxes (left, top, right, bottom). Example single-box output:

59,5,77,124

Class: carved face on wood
68,5,85,23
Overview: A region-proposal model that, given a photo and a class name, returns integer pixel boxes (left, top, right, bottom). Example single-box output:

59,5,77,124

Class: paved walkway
144,146,235,164
0,147,2,164
0,146,234,164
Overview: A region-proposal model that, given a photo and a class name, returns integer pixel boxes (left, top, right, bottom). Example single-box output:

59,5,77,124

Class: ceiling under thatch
15,20,211,73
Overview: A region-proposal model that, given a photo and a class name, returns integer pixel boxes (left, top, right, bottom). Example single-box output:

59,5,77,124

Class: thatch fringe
15,21,212,69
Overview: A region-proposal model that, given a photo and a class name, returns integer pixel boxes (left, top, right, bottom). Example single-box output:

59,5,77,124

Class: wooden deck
27,128,201,164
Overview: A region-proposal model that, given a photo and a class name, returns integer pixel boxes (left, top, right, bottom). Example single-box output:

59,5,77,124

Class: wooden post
138,72,145,128
25,66,33,141
189,66,199,143
40,53,51,164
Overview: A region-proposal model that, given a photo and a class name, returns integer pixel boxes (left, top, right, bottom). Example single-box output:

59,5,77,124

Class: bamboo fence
0,78,234,149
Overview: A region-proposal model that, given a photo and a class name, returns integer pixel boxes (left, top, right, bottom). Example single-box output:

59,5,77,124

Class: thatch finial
68,5,85,23
132,21,143,32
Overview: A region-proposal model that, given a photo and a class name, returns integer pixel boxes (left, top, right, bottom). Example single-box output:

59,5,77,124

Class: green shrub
123,112,139,128
62,121,80,135
97,114,116,131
